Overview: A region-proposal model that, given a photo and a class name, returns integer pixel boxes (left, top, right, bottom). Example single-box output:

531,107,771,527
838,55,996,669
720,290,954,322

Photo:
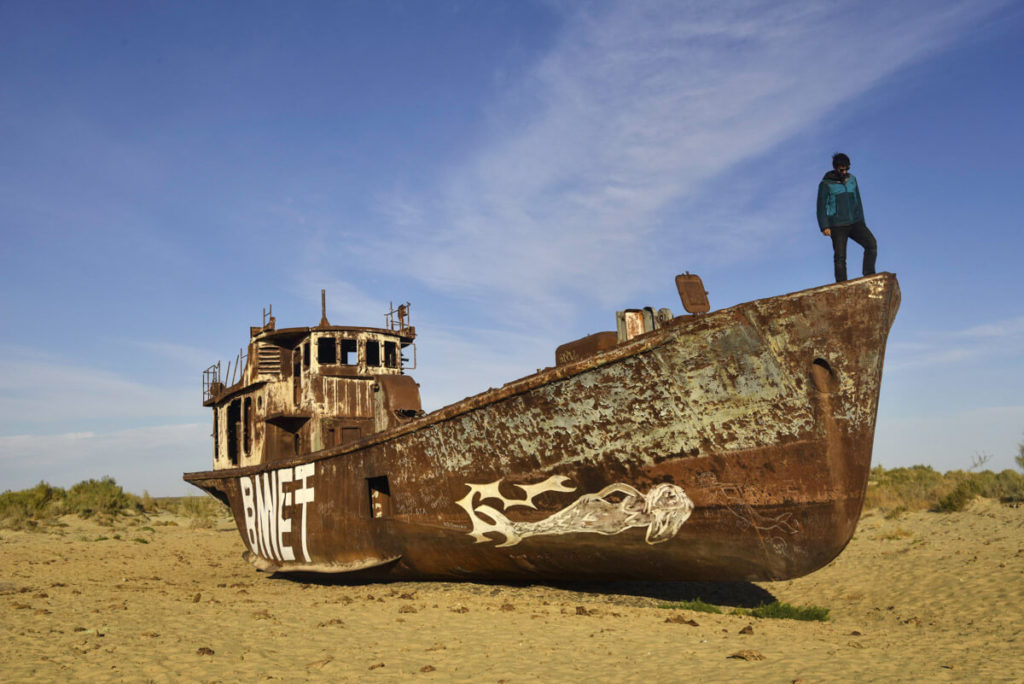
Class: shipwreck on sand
184,272,900,582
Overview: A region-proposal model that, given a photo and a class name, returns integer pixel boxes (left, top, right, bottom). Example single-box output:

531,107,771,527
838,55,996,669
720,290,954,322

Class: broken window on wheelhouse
317,337,337,364
384,341,398,368
341,339,357,365
366,340,381,367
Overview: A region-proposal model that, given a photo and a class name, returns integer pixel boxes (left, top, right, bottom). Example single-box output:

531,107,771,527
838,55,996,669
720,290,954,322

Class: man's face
835,164,850,177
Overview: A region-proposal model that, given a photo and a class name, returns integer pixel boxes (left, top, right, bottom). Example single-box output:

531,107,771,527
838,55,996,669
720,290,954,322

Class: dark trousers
829,221,877,282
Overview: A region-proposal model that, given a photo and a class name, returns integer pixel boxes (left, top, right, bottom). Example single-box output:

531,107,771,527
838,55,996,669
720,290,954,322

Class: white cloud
0,423,209,496
363,0,1006,324
955,315,1024,340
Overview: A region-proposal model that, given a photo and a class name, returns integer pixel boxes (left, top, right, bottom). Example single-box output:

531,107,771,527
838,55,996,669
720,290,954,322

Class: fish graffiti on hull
239,464,316,562
457,476,694,547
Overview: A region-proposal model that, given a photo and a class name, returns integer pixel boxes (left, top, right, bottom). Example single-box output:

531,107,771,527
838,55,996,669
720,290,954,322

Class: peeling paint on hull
185,273,900,582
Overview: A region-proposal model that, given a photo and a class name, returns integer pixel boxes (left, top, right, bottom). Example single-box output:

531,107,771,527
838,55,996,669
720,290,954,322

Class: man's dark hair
832,152,851,169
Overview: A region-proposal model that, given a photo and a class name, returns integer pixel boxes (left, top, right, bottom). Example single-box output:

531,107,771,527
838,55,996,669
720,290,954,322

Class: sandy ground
2,499,1023,683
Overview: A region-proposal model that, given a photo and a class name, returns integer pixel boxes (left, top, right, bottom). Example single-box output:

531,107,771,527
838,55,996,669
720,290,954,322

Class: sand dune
2,499,1022,682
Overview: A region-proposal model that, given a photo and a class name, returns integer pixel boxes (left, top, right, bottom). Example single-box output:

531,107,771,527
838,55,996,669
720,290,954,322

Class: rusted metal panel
373,375,423,433
675,272,710,314
185,273,900,583
555,331,618,366
616,309,651,342
318,377,375,419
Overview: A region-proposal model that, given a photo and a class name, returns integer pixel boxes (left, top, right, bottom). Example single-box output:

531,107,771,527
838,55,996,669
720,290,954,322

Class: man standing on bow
817,152,877,282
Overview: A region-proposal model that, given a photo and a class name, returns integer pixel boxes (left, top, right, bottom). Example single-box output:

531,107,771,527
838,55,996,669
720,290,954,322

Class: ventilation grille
256,344,282,376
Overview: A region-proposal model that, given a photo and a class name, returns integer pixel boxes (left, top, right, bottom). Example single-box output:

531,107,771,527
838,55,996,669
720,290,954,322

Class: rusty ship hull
185,273,899,582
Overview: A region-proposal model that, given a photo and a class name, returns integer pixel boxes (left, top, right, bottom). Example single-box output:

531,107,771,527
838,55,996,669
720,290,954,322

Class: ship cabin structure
202,299,421,471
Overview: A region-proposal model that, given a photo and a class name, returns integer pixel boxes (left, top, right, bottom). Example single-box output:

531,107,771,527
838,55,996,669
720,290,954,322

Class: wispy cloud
412,322,554,411
954,315,1024,340
887,314,1024,371
0,347,199,433
0,423,209,496
120,339,219,371
360,0,1006,324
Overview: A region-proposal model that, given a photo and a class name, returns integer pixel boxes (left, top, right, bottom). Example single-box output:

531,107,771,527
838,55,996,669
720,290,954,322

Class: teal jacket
817,170,864,231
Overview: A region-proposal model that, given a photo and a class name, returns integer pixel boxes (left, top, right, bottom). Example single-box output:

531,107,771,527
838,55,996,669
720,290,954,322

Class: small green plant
176,494,226,528
878,527,913,541
732,601,829,622
140,490,158,513
883,506,907,520
658,599,723,614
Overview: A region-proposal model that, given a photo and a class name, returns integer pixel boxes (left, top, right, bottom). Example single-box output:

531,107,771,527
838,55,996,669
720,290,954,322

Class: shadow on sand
268,571,776,609
563,580,777,608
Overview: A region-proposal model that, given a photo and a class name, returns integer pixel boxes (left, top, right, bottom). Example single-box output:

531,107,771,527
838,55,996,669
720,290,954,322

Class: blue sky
2,0,1022,496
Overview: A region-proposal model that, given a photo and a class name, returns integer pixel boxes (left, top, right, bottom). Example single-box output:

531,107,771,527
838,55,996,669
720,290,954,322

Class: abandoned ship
184,272,900,582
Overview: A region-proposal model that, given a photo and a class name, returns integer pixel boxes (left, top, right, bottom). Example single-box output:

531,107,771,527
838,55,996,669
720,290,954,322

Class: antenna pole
319,289,330,327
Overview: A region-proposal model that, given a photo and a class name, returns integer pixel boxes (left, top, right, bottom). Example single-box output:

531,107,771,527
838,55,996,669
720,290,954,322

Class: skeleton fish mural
456,476,695,547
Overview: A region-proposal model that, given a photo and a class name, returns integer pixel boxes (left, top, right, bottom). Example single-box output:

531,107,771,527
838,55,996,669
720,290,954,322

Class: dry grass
865,465,1024,514
154,494,228,528
0,477,228,531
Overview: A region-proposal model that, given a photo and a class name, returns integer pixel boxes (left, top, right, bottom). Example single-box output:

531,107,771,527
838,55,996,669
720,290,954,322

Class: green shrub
867,465,1024,513
0,477,147,529
657,599,723,614
140,490,158,513
0,482,67,529
733,601,830,622
932,469,1024,510
0,482,63,522
933,480,977,512
156,494,228,528
865,465,952,513
64,477,142,518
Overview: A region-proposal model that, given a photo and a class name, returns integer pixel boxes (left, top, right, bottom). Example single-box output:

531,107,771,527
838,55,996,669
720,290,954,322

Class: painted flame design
457,477,693,547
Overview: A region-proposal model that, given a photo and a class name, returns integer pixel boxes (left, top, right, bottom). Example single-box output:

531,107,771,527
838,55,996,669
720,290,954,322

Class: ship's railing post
386,301,412,334
202,361,222,402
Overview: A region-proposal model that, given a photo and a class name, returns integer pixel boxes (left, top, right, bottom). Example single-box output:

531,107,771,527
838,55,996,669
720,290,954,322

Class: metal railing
201,346,247,402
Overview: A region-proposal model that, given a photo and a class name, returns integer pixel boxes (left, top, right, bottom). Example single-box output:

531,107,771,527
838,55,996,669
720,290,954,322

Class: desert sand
2,499,1023,683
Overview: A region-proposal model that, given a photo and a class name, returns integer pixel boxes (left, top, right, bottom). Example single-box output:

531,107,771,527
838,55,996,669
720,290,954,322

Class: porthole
811,358,839,393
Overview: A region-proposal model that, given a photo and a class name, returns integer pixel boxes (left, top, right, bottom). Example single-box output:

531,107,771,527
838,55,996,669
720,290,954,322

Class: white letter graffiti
241,476,257,550
254,469,279,560
293,463,315,563
239,464,316,564
276,468,295,561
